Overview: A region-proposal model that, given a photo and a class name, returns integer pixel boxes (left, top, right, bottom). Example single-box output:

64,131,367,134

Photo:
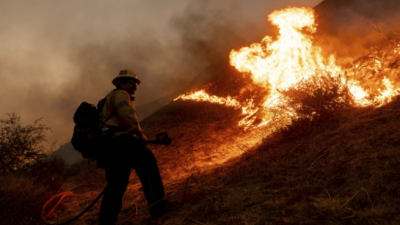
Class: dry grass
0,156,67,225
5,93,400,225
219,98,400,224
3,46,400,225
0,174,47,224
14,78,400,225
119,71,400,224
121,97,400,225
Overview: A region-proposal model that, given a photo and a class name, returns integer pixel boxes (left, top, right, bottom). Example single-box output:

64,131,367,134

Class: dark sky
0,0,322,144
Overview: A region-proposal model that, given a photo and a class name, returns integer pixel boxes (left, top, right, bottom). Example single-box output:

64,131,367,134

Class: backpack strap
99,90,117,127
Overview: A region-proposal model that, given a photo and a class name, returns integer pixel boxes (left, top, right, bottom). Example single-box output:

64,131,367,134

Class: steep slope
139,95,400,225
9,82,400,225
52,84,400,225
35,1,400,224
41,46,400,224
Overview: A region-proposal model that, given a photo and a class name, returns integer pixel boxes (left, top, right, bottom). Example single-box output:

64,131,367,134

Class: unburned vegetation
0,114,67,224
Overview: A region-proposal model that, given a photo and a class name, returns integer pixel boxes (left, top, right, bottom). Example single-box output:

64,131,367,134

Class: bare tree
0,113,50,174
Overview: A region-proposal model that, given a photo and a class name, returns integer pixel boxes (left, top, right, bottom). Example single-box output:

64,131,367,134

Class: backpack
71,98,113,160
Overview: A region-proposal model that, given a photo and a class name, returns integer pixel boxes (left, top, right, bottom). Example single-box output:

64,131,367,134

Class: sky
0,0,323,144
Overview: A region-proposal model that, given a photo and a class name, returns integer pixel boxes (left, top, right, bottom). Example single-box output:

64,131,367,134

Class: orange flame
230,7,339,93
174,90,241,108
175,91,259,129
175,6,400,129
375,77,400,106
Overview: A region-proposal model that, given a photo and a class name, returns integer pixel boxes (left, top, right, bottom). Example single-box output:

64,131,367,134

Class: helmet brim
112,77,141,86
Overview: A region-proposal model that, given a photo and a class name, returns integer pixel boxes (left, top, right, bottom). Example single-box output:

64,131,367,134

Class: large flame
230,7,338,93
175,6,400,129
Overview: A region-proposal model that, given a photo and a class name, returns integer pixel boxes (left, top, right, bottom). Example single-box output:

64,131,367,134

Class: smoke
170,0,326,67
170,1,252,68
314,0,400,65
0,0,322,144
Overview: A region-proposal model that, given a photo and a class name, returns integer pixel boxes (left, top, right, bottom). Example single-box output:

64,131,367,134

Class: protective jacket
101,89,147,141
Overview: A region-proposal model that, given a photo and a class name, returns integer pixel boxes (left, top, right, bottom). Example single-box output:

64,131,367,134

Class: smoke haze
0,0,322,144
314,0,400,64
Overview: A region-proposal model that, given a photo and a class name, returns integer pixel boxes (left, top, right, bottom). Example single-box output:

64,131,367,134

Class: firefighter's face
120,79,138,95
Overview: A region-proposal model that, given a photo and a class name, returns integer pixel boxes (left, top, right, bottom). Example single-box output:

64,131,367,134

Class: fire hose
41,132,171,225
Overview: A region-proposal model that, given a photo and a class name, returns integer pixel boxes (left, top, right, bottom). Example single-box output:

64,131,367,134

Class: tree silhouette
0,113,51,174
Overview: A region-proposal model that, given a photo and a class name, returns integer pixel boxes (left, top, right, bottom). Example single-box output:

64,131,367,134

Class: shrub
275,72,356,139
0,113,51,174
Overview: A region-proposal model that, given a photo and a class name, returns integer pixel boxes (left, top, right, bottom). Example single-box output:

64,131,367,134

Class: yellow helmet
112,69,141,85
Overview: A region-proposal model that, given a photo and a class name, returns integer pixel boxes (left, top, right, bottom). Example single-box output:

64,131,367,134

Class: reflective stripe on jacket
101,89,144,138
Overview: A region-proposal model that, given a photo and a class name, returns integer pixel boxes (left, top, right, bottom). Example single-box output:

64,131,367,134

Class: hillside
29,36,400,223
134,89,400,225
33,71,400,225
3,1,400,225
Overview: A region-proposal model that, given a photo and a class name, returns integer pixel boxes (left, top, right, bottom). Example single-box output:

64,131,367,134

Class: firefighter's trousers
98,134,166,225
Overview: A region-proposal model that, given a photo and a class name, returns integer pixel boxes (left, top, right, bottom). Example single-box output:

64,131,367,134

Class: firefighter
97,69,167,224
